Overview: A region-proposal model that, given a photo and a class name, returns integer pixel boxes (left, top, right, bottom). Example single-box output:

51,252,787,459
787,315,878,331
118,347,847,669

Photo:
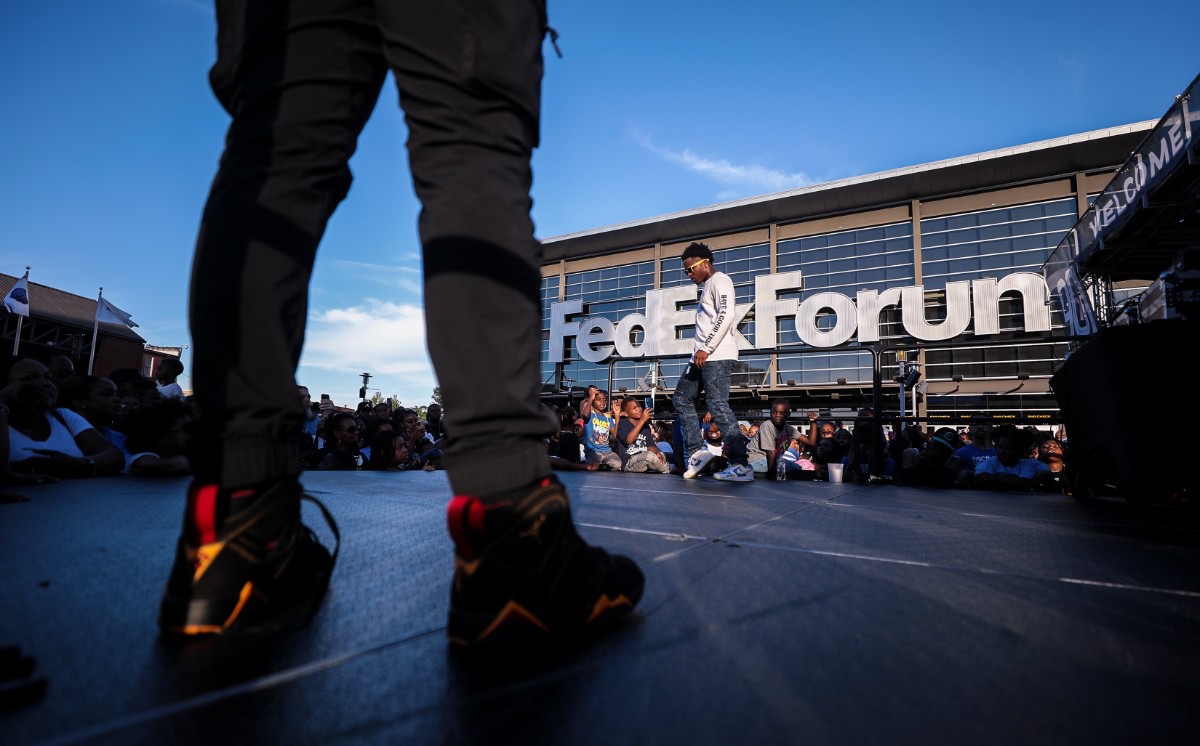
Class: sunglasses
684,259,708,275
339,426,358,434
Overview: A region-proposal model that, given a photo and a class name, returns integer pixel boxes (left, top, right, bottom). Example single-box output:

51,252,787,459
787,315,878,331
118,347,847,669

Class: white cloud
1057,55,1088,101
632,129,815,194
332,259,420,273
298,299,436,405
329,259,422,294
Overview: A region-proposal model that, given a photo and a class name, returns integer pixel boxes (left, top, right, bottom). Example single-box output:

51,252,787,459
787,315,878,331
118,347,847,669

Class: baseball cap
929,428,959,451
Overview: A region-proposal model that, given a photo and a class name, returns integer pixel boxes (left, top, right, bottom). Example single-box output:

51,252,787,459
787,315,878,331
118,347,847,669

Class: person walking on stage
673,243,753,482
158,0,643,651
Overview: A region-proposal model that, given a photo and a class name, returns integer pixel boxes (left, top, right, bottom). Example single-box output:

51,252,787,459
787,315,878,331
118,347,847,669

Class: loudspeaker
1050,320,1198,505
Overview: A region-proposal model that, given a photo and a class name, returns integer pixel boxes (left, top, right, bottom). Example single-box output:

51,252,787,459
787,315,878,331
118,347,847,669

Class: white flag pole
88,287,103,375
10,265,28,356
11,315,22,357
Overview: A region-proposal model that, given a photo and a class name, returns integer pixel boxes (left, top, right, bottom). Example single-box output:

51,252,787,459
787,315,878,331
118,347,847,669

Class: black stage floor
3,471,1199,745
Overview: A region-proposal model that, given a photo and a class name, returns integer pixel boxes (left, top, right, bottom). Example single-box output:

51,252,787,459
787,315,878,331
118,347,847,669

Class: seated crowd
296,389,445,473
0,353,453,484
545,385,1071,494
1,354,198,485
1,353,1071,495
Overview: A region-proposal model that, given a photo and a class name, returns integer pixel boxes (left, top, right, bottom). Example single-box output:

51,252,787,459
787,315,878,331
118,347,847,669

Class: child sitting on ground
776,438,817,479
697,423,728,475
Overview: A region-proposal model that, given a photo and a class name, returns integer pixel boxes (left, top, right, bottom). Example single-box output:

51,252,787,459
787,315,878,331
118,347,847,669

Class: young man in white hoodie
673,243,753,482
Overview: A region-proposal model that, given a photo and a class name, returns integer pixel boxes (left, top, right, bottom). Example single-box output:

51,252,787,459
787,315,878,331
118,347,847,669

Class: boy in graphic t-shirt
583,389,620,470
616,398,669,473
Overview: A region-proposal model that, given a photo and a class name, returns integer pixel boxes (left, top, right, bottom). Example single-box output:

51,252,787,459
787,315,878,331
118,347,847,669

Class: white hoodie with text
692,271,739,362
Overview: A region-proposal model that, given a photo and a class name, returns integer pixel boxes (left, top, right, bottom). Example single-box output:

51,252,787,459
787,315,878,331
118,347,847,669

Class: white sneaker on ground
682,450,714,479
713,463,754,483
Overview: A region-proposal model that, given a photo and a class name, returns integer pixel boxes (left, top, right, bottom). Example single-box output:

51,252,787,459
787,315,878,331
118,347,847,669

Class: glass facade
773,222,914,385
540,275,559,331
662,243,769,304
920,199,1077,291
540,197,1085,422
777,223,915,297
540,277,559,389
564,262,655,323
916,199,1077,401
775,349,875,386
553,260,657,395
924,340,1065,381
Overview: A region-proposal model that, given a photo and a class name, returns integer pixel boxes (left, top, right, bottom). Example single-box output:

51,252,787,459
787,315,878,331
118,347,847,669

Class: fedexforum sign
549,271,1052,364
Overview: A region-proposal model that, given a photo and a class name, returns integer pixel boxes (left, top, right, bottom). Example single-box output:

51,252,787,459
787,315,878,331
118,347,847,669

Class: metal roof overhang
542,123,1155,263
1070,74,1200,280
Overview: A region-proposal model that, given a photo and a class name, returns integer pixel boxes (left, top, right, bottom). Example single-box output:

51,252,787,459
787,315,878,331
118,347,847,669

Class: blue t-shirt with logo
584,411,616,455
953,444,996,470
975,457,1049,479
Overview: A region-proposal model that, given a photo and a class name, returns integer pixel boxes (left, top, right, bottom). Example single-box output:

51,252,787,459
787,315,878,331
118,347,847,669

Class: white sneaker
682,450,714,479
713,463,754,483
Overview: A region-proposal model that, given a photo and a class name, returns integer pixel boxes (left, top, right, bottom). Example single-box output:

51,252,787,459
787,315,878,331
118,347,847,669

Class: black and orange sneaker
158,480,339,638
446,477,644,650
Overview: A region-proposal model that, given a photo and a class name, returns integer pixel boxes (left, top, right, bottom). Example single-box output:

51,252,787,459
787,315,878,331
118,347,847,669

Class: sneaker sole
448,590,640,650
713,467,755,482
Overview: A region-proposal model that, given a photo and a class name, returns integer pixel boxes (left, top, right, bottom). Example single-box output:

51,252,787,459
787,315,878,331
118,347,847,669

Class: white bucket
827,463,845,484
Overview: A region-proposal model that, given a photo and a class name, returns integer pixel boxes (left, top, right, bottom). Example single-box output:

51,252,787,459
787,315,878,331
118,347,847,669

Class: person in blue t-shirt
583,389,620,470
949,412,996,487
973,425,1049,491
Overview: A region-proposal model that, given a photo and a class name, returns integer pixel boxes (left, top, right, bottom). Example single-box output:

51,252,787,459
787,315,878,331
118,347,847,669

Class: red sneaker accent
188,484,220,546
447,496,476,560
448,494,522,560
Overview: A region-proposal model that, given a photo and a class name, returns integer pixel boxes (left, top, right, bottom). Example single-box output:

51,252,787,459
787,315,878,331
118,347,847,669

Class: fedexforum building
536,120,1161,427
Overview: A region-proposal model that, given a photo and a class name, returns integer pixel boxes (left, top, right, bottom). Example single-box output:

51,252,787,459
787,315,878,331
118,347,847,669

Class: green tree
431,387,443,407
368,392,402,413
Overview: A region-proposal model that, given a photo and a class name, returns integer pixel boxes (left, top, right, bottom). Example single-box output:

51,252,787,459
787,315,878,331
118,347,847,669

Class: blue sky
2,0,1197,407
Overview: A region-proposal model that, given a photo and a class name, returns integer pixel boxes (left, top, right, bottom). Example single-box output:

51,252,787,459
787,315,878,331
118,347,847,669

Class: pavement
2,470,1199,745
